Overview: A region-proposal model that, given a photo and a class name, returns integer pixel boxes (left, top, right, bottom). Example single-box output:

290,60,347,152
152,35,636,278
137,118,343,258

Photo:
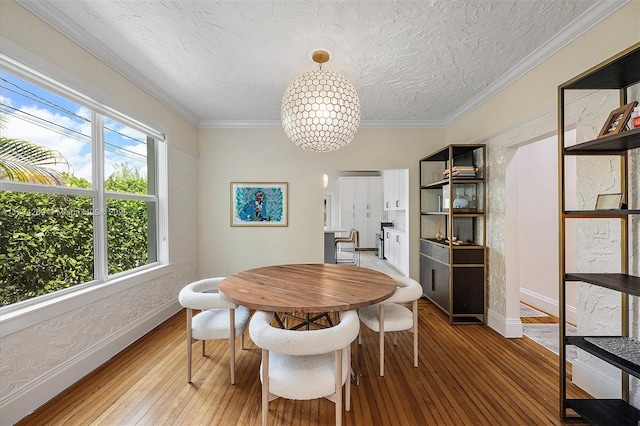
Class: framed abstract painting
230,182,288,226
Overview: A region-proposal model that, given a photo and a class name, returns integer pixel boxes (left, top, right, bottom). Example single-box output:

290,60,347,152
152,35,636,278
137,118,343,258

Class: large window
0,59,166,308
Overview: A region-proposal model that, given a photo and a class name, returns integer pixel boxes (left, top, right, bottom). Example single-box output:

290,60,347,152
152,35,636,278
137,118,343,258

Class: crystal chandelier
281,50,360,152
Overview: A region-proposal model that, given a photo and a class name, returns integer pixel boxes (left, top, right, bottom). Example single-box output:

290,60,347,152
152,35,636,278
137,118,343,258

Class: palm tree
0,136,69,185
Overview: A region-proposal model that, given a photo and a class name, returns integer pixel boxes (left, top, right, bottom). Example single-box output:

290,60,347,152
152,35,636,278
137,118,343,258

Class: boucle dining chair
359,275,422,376
178,277,250,385
249,309,360,426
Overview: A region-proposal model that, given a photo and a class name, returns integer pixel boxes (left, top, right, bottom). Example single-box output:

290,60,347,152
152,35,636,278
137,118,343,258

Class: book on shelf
443,166,477,179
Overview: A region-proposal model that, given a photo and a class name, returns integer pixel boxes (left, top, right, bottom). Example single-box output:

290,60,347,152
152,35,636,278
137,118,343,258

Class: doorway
323,192,334,228
323,169,409,275
505,129,577,326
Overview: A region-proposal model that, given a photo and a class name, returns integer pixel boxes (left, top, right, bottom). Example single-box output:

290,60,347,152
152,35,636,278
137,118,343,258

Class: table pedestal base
272,312,335,330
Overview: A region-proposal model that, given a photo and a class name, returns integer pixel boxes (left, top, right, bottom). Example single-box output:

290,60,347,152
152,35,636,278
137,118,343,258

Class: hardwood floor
17,297,590,425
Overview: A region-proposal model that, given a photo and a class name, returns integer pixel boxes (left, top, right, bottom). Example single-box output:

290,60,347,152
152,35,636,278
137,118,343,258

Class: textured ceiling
17,0,625,127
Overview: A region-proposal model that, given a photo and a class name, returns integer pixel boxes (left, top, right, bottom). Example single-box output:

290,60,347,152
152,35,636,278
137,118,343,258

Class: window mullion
93,112,107,281
157,139,169,264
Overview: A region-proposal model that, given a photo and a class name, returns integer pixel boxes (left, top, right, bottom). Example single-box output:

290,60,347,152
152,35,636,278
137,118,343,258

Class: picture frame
231,182,288,226
596,101,637,139
594,193,623,210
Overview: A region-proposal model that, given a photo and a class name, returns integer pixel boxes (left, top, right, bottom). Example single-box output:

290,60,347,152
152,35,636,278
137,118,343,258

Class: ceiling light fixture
281,50,360,152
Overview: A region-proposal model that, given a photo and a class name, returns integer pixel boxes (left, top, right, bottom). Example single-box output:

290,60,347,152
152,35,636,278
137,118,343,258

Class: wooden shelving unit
558,42,640,425
419,144,486,325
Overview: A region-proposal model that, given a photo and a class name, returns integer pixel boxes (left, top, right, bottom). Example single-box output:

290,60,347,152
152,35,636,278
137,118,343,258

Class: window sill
0,263,174,337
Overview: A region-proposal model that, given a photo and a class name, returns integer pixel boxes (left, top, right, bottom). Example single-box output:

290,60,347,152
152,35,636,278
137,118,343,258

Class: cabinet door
395,231,408,275
419,255,431,296
354,178,369,210
393,170,407,210
364,210,382,248
383,170,394,210
452,267,485,314
368,177,383,211
339,178,355,211
354,210,368,247
432,261,450,312
384,229,391,260
420,255,450,312
387,229,404,269
388,230,398,267
339,210,355,232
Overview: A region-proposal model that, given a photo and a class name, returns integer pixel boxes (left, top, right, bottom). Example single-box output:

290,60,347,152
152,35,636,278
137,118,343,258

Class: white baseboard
0,300,181,426
519,288,577,325
572,358,640,408
487,307,523,338
572,357,620,398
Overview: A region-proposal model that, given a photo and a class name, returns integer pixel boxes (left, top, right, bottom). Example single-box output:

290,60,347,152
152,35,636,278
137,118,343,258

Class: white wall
0,3,199,424
514,136,561,312
517,137,558,304
198,127,445,279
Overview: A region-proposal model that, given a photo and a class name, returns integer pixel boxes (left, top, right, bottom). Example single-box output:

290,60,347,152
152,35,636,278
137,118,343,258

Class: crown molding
199,119,446,129
199,120,282,129
443,0,630,127
360,120,445,129
17,0,629,131
16,0,201,127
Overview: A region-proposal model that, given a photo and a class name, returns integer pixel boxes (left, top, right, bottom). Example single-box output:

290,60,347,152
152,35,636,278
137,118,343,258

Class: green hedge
0,167,150,306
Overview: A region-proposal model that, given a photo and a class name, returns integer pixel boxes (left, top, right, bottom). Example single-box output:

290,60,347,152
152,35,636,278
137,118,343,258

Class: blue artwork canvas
231,182,288,226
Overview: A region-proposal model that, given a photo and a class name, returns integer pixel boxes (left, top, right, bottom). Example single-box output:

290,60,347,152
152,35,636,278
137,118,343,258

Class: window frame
0,52,170,323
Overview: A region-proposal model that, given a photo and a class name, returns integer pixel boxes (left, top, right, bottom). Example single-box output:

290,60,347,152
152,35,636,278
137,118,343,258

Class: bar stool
334,228,359,265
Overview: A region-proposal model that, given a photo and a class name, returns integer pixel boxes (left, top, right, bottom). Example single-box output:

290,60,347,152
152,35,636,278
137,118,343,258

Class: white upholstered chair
178,277,250,385
359,275,422,376
249,309,360,426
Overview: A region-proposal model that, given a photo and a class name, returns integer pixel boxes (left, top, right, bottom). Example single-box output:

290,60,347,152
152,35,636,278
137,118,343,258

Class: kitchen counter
323,229,346,263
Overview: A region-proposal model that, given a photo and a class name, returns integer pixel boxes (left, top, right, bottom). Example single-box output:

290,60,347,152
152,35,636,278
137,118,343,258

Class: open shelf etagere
419,144,486,325
558,42,640,425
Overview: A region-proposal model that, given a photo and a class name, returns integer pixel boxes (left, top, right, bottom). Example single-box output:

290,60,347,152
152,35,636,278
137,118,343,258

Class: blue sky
1,70,148,183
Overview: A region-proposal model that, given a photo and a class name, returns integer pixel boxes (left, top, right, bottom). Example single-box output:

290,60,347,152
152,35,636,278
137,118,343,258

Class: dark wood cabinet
419,144,486,324
420,251,449,311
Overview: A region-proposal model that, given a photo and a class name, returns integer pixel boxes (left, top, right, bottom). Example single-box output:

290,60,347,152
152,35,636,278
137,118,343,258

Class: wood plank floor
17,299,590,425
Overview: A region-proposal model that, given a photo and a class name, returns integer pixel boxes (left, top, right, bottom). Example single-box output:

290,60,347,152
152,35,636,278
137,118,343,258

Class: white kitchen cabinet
383,227,408,276
356,209,381,248
383,228,391,262
339,177,382,249
383,170,393,210
383,169,407,211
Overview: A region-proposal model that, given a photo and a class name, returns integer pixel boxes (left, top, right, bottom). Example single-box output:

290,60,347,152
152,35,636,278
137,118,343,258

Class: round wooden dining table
220,263,397,383
218,263,397,314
